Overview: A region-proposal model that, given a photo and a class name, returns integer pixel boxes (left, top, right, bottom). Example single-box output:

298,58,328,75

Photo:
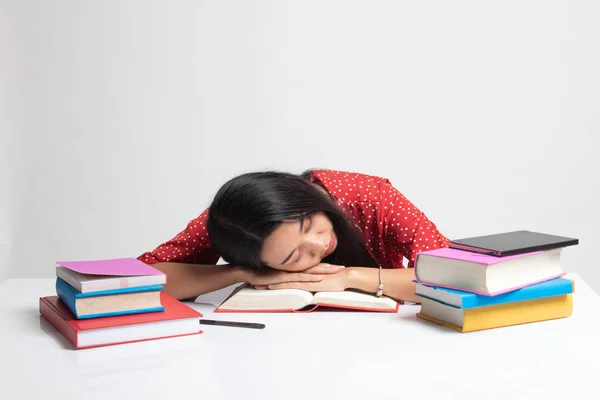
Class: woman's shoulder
307,169,389,183
307,169,393,203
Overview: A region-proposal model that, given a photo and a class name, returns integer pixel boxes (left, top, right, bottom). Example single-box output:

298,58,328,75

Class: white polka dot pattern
138,208,220,265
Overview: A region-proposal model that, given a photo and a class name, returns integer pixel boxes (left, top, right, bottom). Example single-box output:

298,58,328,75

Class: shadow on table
38,314,74,350
395,310,458,334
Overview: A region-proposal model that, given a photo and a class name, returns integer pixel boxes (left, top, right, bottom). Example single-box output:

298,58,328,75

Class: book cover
414,247,565,296
56,258,164,276
55,277,164,319
449,230,578,257
56,265,166,293
39,292,202,349
416,294,573,333
415,278,574,309
416,247,546,265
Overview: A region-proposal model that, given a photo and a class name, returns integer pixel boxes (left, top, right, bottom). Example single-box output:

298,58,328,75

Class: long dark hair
206,170,379,269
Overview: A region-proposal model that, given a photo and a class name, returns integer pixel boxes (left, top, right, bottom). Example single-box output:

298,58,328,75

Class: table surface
0,274,598,400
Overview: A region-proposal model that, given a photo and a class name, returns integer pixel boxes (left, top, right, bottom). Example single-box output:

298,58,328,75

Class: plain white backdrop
1,1,599,291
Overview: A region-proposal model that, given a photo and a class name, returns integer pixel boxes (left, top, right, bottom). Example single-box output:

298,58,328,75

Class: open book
215,285,400,313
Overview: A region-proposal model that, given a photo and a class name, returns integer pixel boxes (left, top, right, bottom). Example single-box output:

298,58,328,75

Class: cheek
315,215,334,233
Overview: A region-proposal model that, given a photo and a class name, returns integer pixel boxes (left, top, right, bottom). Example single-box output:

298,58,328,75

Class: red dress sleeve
137,208,220,265
380,179,450,268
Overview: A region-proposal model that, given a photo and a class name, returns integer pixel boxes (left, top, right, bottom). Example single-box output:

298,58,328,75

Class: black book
449,230,579,257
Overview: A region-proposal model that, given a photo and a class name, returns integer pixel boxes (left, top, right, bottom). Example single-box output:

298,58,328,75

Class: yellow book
416,294,573,332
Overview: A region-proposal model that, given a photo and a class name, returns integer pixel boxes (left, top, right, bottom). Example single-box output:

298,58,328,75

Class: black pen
199,319,265,329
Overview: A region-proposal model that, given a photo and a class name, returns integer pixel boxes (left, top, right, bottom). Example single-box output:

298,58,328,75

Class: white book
56,266,166,293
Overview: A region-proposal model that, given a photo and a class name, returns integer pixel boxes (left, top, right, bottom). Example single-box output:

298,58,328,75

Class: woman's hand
257,267,350,292
246,263,345,290
302,263,345,275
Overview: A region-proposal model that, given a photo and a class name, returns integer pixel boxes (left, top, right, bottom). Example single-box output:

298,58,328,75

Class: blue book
55,277,164,319
415,278,574,309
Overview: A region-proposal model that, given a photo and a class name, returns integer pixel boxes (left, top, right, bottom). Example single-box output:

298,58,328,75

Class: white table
0,274,598,400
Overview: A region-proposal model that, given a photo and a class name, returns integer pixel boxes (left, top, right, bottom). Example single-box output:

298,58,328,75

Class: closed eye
303,216,312,233
283,216,313,266
292,217,312,264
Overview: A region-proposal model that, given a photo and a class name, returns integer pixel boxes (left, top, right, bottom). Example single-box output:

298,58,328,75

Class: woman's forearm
151,262,248,300
345,267,420,303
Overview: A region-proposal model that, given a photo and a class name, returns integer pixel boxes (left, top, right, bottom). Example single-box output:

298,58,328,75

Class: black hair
206,170,379,269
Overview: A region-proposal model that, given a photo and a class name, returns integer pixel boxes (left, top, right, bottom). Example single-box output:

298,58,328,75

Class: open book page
193,283,244,308
217,287,314,311
312,291,398,311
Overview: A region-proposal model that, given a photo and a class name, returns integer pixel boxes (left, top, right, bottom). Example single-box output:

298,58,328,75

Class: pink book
414,247,565,296
56,258,163,276
416,248,545,265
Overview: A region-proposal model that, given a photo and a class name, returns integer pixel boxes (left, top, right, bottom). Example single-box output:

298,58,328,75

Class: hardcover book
55,277,164,319
39,292,201,349
449,230,578,257
415,278,574,309
415,247,565,295
56,258,166,293
417,293,573,333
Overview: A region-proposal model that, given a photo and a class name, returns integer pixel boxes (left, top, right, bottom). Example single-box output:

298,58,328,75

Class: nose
307,233,328,253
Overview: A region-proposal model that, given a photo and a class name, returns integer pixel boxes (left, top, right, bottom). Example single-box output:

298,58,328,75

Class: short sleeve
380,180,450,268
137,208,220,265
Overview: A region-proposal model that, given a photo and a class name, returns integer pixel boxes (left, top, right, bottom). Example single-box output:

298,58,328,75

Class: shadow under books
395,311,459,334
38,314,74,350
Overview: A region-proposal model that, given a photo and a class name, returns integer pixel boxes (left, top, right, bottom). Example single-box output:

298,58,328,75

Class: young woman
138,169,450,303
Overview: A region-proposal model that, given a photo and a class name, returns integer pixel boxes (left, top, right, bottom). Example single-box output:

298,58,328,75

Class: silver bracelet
375,265,384,297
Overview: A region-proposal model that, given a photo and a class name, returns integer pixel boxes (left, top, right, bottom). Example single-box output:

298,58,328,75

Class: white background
1,1,598,291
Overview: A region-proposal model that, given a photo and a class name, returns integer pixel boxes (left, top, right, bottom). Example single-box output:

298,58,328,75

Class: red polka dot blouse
138,170,450,269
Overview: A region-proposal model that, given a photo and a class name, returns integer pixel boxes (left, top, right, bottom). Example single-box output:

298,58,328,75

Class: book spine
39,298,79,348
74,284,164,298
55,278,80,318
55,266,83,292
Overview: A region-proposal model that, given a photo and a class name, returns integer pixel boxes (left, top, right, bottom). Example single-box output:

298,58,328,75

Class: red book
40,292,202,349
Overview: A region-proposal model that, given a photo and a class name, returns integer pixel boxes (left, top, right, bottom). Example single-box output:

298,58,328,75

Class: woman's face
260,212,338,271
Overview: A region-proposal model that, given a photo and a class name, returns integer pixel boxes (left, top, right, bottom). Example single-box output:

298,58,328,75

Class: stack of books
39,258,202,349
414,230,579,333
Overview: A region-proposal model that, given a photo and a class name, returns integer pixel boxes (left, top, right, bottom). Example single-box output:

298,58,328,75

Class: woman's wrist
232,265,253,283
344,267,377,293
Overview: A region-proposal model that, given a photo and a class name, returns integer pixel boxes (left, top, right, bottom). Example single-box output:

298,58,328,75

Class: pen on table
199,319,266,329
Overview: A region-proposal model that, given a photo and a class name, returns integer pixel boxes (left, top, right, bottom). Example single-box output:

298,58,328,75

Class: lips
325,236,335,257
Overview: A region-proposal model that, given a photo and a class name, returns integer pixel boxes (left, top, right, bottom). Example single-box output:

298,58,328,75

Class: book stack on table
39,258,202,349
414,230,579,332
